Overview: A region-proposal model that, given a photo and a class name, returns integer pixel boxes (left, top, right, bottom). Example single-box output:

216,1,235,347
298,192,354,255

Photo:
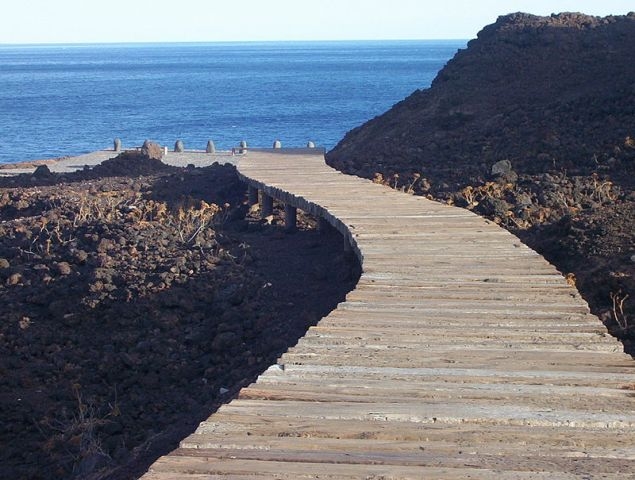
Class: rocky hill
327,12,635,348
0,156,359,479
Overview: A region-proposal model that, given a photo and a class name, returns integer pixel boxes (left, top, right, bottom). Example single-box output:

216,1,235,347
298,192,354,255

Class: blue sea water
0,40,465,164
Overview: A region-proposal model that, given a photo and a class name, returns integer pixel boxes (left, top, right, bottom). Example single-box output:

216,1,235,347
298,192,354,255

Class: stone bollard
206,140,216,154
114,138,122,152
273,140,282,149
307,141,315,148
239,140,248,154
174,140,184,152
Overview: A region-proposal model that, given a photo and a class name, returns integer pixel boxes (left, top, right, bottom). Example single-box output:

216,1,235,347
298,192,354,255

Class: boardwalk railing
142,149,635,479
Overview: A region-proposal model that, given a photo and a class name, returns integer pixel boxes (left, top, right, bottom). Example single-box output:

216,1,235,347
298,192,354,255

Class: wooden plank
259,363,635,386
144,455,622,479
235,383,635,412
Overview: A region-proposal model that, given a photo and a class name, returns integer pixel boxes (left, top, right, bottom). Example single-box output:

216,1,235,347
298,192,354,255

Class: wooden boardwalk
142,149,635,479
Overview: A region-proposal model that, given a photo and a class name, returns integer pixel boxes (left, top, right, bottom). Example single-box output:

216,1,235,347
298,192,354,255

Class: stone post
206,140,216,153
273,140,282,149
284,204,297,232
174,140,184,152
261,193,273,218
113,138,122,152
248,186,259,206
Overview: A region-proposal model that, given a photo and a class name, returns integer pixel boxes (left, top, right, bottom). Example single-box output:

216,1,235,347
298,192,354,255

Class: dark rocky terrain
0,153,359,479
328,12,635,350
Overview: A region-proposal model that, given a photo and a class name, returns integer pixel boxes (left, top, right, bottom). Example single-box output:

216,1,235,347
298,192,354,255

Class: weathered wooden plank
191,413,635,450
144,455,620,480
157,448,635,476
247,376,633,402
258,363,635,386
278,349,630,371
235,383,635,412
216,398,635,429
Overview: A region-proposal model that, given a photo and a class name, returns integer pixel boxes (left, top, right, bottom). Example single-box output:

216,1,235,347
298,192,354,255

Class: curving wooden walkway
142,149,635,479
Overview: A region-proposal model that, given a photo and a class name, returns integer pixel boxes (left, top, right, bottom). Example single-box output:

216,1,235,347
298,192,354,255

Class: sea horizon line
0,38,469,49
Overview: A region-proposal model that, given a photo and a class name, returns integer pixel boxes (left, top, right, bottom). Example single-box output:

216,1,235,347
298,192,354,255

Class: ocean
0,40,465,164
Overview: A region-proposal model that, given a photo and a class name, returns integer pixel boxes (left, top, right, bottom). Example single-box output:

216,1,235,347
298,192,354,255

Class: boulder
491,159,518,183
491,159,513,176
477,197,511,218
32,165,52,178
141,140,164,160
54,262,72,276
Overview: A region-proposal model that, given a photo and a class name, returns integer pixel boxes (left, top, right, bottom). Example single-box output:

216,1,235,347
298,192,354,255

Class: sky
1,0,632,44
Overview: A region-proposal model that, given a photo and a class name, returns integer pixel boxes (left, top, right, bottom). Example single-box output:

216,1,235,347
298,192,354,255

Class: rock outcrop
327,12,635,187
141,140,164,160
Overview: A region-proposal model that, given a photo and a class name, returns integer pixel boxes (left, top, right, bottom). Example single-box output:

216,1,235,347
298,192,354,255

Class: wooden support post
284,204,297,232
261,193,273,218
317,217,330,233
248,186,259,206
343,235,352,253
